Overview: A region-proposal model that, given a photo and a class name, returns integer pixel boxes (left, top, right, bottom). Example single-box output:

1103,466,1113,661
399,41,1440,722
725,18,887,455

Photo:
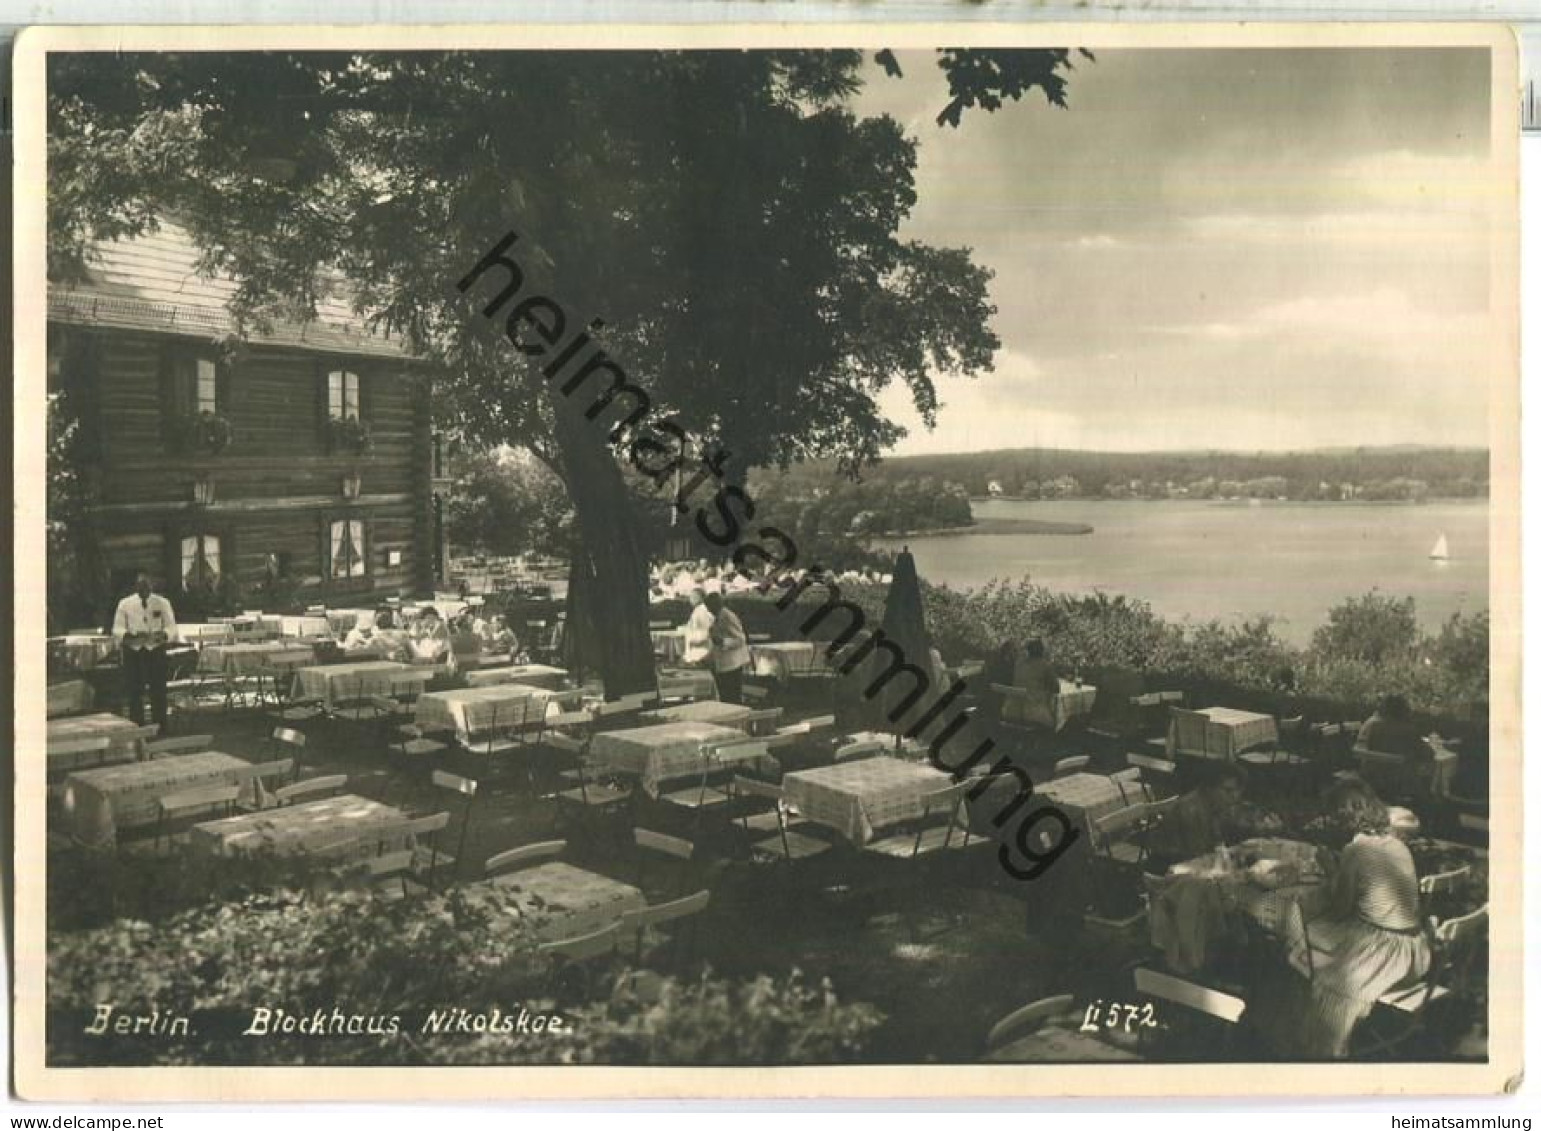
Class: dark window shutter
215,356,234,416
356,367,371,423
316,361,331,445
161,520,181,597
159,345,186,447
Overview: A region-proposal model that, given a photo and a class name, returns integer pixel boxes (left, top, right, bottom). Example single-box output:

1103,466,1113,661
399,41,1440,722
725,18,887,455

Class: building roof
47,224,413,360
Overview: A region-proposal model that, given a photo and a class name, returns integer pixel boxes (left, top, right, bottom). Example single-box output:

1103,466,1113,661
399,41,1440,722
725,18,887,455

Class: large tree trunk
549,396,656,698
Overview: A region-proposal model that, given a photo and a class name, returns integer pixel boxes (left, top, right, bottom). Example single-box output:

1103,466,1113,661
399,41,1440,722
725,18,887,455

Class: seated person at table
408,607,451,664
478,613,518,656
1272,780,1431,1059
344,606,409,660
1356,693,1446,798
1001,638,1061,728
1146,764,1250,870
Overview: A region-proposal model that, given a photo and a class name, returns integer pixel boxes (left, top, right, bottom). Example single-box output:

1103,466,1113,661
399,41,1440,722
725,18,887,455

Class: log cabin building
47,224,441,629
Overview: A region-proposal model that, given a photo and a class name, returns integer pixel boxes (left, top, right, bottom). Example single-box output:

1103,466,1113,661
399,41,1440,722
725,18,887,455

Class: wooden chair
485,839,567,880
1109,767,1151,806
331,675,383,724
273,774,348,807
619,888,712,967
1052,755,1091,778
237,758,295,812
1126,751,1178,797
267,726,308,783
540,920,624,962
835,738,886,763
730,775,831,864
1131,964,1247,1056
431,769,481,882
398,811,454,892
155,783,240,852
48,736,114,773
546,731,632,831
863,782,971,859
632,827,696,900
1324,903,1488,1058
985,994,1076,1054
143,734,215,759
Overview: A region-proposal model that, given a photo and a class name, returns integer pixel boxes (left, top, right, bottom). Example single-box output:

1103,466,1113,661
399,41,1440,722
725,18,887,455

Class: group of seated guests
1146,762,1448,1060
342,605,519,668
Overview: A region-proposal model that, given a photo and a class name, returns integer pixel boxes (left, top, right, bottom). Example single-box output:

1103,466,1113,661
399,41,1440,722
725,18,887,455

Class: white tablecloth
477,861,648,942
590,721,765,797
464,663,569,689
199,641,317,676
415,684,559,736
641,700,754,727
1169,707,1279,760
782,757,957,845
291,662,429,708
750,641,824,680
1000,680,1098,732
47,713,144,772
190,794,407,862
62,751,267,847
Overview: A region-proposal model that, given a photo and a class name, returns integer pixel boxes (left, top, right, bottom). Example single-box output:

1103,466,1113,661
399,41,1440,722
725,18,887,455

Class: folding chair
400,811,454,892
485,838,567,880
632,827,696,900
730,775,832,864
1131,964,1248,1057
431,769,481,882
862,782,971,859
273,774,348,807
619,889,712,968
985,994,1077,1055
546,730,633,833
1109,766,1151,806
267,726,308,784
155,783,241,852
143,734,215,759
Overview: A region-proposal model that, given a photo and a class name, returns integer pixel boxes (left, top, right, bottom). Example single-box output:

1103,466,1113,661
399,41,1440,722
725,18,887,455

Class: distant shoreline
877,516,1094,539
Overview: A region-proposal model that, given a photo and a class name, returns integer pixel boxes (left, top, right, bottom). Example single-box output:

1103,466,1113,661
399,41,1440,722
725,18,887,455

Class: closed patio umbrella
860,547,941,741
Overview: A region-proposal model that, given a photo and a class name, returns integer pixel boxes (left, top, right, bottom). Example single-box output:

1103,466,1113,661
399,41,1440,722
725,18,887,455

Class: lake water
876,498,1490,645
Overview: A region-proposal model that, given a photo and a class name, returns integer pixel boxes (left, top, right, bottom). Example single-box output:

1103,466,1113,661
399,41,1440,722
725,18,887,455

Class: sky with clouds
852,47,1501,455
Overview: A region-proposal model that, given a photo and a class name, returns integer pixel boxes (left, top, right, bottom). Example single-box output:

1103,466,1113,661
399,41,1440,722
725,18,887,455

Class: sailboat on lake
1429,533,1450,561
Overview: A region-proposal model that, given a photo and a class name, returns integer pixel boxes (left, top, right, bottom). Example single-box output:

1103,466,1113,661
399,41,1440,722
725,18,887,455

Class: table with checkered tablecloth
641,700,753,728
474,861,649,943
61,751,270,847
189,794,408,863
651,629,688,663
1148,839,1330,973
464,663,569,690
1169,706,1279,760
589,721,767,797
750,641,823,681
415,684,560,737
1036,773,1132,830
199,641,317,676
47,713,146,772
1000,679,1098,731
782,756,957,845
291,661,430,709
49,634,117,672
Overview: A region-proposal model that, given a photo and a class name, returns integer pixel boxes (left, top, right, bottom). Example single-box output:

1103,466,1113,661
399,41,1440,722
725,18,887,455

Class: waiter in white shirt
682,587,715,668
112,572,179,732
703,591,751,704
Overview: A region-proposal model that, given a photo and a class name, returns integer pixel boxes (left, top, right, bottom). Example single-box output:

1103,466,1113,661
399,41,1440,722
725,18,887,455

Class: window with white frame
195,357,219,414
181,534,222,590
328,370,361,420
329,518,366,579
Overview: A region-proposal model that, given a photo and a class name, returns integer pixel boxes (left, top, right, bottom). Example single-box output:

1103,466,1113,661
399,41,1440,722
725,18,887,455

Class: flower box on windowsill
326,416,374,456
170,411,234,456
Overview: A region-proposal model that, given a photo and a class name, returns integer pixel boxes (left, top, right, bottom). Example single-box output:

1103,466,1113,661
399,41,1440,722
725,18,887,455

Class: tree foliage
46,48,1045,689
